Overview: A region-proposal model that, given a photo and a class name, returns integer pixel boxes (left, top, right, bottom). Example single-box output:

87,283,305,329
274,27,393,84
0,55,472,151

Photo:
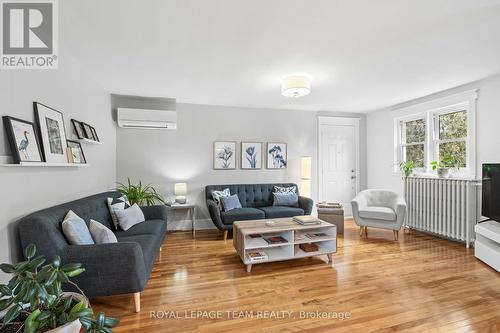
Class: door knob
351,176,356,179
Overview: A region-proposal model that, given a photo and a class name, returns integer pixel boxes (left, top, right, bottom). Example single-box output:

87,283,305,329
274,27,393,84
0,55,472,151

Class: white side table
166,203,196,238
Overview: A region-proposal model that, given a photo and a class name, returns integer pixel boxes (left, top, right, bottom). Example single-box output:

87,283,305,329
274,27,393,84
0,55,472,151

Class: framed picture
81,122,94,140
90,126,99,142
34,102,68,163
214,141,236,169
67,140,86,164
267,142,287,169
71,119,85,139
241,142,262,169
2,116,43,164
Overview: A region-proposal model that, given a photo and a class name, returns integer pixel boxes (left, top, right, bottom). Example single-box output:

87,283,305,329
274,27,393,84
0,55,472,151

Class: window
435,110,467,168
394,91,476,176
400,118,425,168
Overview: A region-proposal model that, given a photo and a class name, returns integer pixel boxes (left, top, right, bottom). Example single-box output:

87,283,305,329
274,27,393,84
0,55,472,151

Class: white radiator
405,177,480,248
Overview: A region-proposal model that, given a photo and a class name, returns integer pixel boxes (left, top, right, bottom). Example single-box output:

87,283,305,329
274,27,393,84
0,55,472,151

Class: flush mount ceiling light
281,75,311,98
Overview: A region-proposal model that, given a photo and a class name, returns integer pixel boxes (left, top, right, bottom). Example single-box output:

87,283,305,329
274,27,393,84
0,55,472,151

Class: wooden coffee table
233,217,337,272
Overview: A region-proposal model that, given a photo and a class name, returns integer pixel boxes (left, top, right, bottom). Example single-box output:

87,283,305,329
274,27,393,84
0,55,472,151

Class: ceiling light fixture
281,75,311,98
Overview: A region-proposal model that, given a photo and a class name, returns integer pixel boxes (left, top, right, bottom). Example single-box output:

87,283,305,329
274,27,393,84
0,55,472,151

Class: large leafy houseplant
0,244,119,333
117,178,165,206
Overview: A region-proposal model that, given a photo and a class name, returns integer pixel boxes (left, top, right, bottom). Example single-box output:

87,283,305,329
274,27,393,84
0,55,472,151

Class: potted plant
431,155,458,178
0,244,119,333
117,178,166,206
399,160,415,180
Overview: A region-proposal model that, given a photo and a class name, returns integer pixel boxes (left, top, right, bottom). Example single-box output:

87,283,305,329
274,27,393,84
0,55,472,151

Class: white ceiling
61,0,500,112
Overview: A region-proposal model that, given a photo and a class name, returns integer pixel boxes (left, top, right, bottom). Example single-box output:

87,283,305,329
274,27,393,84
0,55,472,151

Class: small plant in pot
0,244,119,333
431,155,458,178
399,160,415,180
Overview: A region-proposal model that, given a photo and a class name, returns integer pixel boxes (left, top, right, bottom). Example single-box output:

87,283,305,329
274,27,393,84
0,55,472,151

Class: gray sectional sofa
17,191,167,312
205,183,313,240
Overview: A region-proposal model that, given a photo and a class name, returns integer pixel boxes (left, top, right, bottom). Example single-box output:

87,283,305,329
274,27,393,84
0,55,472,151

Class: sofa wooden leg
134,292,141,313
223,230,228,241
364,227,368,238
393,230,399,241
359,226,363,237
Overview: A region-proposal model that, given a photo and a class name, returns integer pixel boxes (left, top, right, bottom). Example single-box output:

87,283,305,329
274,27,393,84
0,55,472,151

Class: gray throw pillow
115,203,145,231
274,185,297,194
211,188,230,209
221,194,242,212
273,192,299,207
89,219,117,244
62,210,94,245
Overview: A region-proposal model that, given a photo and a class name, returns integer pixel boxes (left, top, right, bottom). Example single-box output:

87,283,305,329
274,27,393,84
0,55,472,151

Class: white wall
116,102,366,229
0,52,116,282
367,74,500,193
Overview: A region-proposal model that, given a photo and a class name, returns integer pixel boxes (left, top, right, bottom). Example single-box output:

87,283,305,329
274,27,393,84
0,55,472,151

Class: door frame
318,116,360,204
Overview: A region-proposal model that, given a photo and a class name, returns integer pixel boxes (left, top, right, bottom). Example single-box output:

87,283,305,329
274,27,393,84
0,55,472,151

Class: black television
482,163,500,222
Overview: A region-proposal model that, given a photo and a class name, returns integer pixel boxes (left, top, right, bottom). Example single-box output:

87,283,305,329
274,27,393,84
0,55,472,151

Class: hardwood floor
92,220,500,332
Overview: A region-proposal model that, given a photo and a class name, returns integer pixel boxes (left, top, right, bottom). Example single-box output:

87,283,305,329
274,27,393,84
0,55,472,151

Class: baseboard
167,218,216,231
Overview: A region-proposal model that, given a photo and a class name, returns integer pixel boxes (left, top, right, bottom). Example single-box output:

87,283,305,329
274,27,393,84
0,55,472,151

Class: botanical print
267,143,287,169
214,142,236,169
45,117,63,154
241,142,262,169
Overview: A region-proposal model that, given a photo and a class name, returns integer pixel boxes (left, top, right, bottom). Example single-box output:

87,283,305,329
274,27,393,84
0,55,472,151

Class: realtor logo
1,0,58,69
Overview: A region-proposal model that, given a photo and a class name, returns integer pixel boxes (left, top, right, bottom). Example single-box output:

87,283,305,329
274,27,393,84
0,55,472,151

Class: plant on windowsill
0,244,119,333
117,178,166,206
399,160,415,180
431,155,458,178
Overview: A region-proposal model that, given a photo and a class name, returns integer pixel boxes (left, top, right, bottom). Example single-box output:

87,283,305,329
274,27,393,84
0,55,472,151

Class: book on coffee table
264,236,288,244
246,251,268,262
293,215,321,225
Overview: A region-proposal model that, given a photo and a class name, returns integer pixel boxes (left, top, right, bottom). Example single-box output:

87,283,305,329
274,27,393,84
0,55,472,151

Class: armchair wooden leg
364,227,368,238
223,230,228,241
393,230,399,241
359,226,363,237
134,292,141,313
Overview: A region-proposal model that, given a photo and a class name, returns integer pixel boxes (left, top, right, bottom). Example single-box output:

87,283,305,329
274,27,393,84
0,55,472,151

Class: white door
319,117,359,215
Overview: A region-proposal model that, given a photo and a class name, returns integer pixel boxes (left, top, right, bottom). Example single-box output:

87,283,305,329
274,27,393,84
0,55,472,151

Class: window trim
393,90,477,178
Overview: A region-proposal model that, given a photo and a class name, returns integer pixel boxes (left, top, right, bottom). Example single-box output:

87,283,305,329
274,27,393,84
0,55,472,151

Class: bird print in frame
2,116,43,164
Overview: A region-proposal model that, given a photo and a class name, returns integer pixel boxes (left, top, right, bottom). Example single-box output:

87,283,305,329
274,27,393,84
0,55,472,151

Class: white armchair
351,189,407,240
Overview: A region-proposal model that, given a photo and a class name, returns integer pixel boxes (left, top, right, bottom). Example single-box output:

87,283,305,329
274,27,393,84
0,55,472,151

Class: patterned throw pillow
211,188,231,210
274,185,297,195
273,192,299,207
107,196,130,229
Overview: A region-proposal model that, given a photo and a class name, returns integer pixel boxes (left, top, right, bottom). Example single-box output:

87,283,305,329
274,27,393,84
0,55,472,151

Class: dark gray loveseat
17,191,167,312
205,183,313,240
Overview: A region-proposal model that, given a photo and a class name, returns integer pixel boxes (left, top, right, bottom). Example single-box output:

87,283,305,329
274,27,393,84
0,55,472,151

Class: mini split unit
117,108,177,129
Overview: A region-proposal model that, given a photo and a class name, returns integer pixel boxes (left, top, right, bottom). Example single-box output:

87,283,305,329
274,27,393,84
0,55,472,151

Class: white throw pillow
89,219,117,244
211,188,230,209
62,210,94,245
115,204,145,231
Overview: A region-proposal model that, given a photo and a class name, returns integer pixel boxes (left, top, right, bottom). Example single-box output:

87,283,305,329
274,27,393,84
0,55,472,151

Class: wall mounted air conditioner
117,108,177,129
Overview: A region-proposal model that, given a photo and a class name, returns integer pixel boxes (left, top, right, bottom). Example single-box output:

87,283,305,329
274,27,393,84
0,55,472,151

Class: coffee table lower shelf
233,217,337,272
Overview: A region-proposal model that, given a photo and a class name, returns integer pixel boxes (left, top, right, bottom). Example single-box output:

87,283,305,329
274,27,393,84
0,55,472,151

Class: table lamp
174,183,187,204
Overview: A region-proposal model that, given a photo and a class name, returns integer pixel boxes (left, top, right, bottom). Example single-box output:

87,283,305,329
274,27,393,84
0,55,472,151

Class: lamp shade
281,75,311,98
174,183,187,196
